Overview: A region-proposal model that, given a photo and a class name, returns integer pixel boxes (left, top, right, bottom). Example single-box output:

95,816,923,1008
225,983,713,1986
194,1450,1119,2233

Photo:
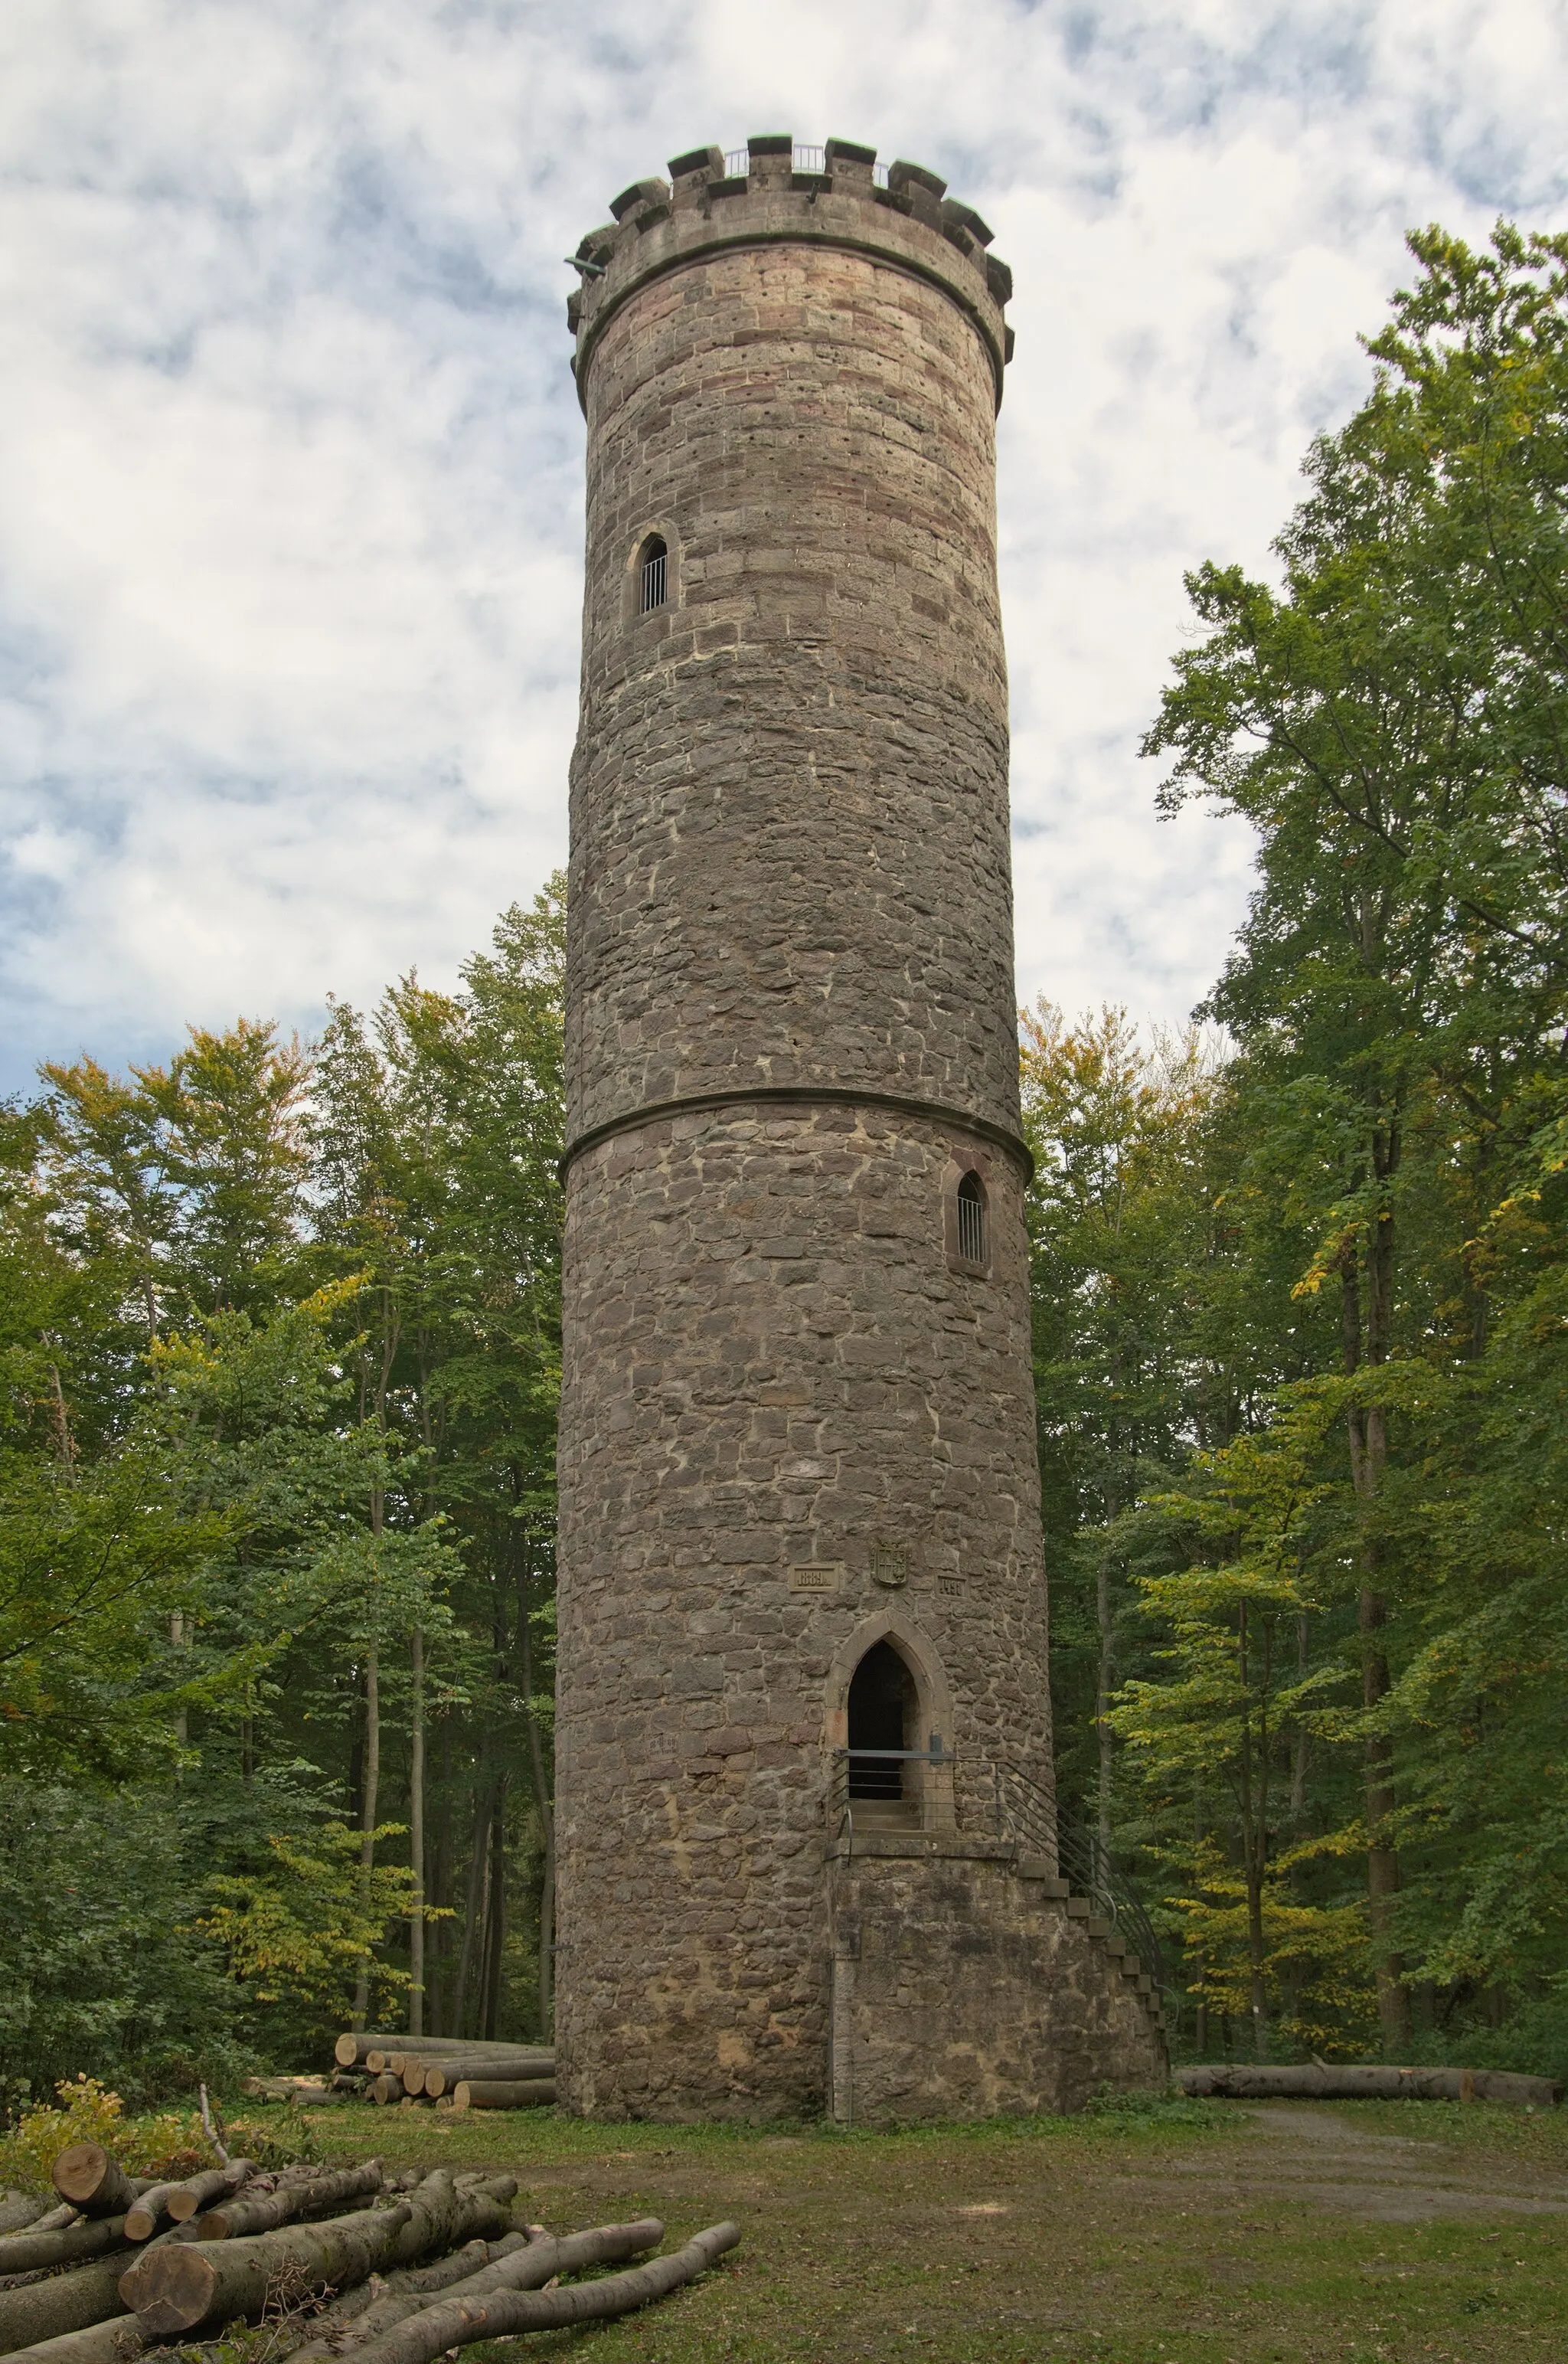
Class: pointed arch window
956,1169,986,1266
639,534,668,613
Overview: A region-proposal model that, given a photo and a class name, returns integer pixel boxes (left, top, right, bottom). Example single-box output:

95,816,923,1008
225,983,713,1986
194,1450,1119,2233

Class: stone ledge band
560,1084,1035,1182
573,228,1008,414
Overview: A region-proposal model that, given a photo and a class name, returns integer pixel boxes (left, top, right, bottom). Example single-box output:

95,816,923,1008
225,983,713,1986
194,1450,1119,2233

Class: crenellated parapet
566,133,1014,413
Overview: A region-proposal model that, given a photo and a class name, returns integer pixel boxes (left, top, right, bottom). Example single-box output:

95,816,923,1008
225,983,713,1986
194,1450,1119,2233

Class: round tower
554,136,1165,2120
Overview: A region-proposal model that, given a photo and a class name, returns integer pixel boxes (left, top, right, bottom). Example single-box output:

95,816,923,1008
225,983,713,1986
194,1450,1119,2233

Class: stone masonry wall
829,1838,1168,2121
565,155,1018,1147
555,1099,1052,2117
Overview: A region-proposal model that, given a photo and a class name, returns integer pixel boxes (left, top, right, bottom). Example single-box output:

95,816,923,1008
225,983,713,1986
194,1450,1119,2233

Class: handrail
722,145,893,187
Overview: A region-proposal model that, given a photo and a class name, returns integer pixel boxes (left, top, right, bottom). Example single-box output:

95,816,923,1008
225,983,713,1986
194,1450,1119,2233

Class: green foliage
0,2078,318,2193
1031,221,1568,2070
198,1821,423,2015
0,884,565,2104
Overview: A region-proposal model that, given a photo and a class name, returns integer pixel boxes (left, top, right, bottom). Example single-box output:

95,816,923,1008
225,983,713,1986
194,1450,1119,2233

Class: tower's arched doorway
847,1640,916,1804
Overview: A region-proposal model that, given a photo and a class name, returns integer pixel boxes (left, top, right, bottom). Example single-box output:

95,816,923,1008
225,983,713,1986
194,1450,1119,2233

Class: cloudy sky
3,0,1566,1094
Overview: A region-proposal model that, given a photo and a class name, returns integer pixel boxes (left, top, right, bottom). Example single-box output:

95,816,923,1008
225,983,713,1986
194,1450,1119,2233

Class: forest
2,222,1565,2106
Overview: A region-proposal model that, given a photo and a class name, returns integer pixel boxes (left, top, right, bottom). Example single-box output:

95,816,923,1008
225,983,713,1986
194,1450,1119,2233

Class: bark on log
345,2222,738,2364
449,2081,556,2112
48,2159,140,2224
327,2221,660,2359
283,2233,535,2362
346,2038,526,2068
0,2258,131,2356
119,2173,517,2336
197,2165,384,2241
1175,2063,1563,2107
419,2058,553,2099
164,2163,257,2225
0,2206,48,2245
1,2212,75,2245
0,2224,131,2278
0,2317,145,2364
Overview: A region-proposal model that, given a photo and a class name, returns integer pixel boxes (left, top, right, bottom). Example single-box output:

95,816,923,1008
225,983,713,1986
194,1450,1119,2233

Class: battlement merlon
566,135,1015,414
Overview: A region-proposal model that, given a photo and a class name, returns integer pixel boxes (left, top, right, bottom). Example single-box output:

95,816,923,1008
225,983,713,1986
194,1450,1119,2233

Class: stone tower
555,136,1166,2119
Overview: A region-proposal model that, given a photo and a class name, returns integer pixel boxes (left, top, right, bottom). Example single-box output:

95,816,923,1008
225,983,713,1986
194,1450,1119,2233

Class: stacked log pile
324,2035,557,2114
0,2150,738,2364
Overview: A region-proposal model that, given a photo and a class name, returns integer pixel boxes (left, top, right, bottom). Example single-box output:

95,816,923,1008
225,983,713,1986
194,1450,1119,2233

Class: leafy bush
0,2078,321,2194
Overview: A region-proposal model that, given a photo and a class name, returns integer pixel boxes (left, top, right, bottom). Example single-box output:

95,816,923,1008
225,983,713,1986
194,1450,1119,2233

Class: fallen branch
196,2165,385,2243
164,2162,257,2225
0,2207,51,2245
1176,2064,1562,2107
119,2172,518,2337
345,2222,739,2364
316,2219,663,2362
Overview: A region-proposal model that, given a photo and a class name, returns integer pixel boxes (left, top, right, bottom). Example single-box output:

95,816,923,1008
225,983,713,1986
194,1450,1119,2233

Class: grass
218,2090,1568,2362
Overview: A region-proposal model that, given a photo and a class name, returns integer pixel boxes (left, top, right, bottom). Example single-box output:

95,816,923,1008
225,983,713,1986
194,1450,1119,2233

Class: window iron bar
641,550,667,613
956,1190,985,1263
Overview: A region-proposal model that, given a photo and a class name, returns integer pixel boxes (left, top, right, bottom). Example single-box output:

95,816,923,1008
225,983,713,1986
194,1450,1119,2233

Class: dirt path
1124,2101,1568,2224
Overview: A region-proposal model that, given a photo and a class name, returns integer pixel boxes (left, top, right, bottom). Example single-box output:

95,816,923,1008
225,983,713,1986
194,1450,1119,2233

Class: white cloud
2,0,1565,1084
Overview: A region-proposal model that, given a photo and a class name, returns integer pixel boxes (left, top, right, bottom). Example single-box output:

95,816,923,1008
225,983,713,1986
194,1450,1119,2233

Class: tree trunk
0,2258,129,2356
118,2176,517,2339
409,1626,426,2039
341,2223,739,2364
515,1558,554,2041
1289,1612,1309,1820
1342,1226,1411,2052
482,1786,507,2042
451,1774,492,2039
351,1641,381,2032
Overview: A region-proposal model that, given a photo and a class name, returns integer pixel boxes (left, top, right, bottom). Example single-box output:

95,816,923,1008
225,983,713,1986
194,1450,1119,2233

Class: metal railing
640,548,666,613
985,1761,1168,1993
722,146,892,186
825,1744,1166,1994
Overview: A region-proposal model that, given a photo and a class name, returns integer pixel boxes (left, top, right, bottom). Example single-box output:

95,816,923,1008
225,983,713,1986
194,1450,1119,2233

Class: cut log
0,2222,131,2278
419,2057,554,2099
118,2172,517,2337
345,2221,738,2364
48,2158,142,2225
120,2187,181,2246
342,2036,534,2067
1175,2063,1563,2107
449,2080,556,2112
367,2077,402,2107
282,2233,534,2362
164,2162,256,2224
196,2164,384,2241
326,2220,660,2361
0,2258,131,2357
0,2205,48,2244
0,2318,144,2364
